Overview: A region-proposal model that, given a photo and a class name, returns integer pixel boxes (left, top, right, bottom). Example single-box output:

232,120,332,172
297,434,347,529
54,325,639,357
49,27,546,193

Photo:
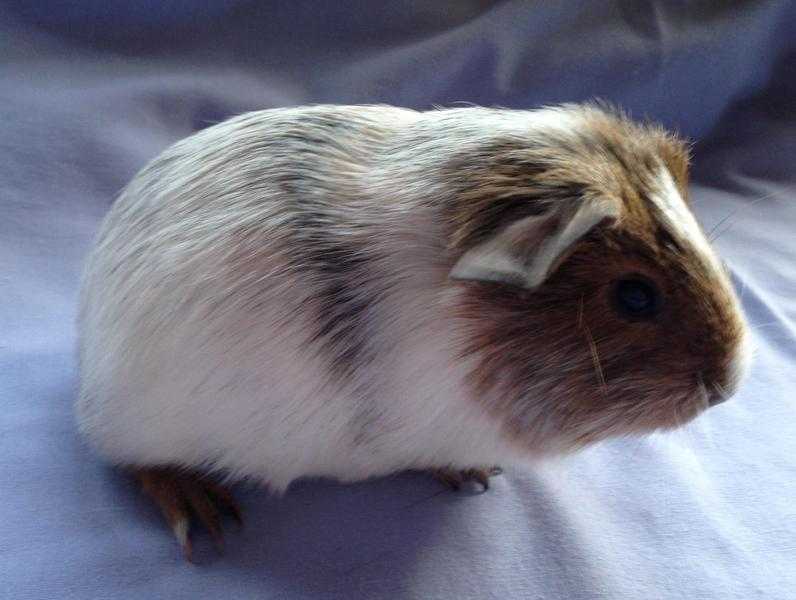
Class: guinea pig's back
76,105,523,487
75,106,421,476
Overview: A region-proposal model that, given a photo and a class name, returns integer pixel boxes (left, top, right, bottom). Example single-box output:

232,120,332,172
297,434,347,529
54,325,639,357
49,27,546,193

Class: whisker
737,183,796,203
750,321,784,330
737,273,748,303
708,210,739,241
582,324,607,395
708,185,794,242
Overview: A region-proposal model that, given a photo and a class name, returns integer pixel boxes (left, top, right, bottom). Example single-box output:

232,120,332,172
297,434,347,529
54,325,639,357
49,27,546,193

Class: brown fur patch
444,105,690,254
447,106,743,451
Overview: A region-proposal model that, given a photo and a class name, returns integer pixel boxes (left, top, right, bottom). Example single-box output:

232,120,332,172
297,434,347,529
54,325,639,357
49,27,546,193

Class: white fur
650,167,752,391
652,168,723,273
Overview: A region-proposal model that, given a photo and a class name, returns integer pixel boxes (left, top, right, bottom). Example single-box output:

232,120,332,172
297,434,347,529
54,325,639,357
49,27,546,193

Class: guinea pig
76,103,750,558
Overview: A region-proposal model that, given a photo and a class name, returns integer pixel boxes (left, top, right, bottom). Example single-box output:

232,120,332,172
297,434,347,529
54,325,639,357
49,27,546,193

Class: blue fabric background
1,1,794,598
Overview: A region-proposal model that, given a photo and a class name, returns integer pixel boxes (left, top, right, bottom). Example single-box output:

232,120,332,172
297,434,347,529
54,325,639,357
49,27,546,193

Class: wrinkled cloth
1,1,794,598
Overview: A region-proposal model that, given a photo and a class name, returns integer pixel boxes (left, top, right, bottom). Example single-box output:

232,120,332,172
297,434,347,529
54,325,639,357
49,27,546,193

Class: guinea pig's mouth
621,386,714,436
644,377,729,433
547,377,729,451
670,388,712,428
699,377,731,407
559,388,709,450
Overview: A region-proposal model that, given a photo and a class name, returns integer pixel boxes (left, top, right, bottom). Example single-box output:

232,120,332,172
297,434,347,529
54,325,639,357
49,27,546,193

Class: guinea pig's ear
450,199,619,289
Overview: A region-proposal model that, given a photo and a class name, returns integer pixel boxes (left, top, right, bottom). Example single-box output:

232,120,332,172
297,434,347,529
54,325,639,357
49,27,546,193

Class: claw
183,484,224,552
204,480,243,527
432,468,463,490
174,518,193,562
432,466,502,492
132,467,241,559
466,469,490,490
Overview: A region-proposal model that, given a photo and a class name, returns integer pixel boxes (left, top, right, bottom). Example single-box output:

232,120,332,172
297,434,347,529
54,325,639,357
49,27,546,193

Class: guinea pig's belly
85,319,379,484
80,282,514,483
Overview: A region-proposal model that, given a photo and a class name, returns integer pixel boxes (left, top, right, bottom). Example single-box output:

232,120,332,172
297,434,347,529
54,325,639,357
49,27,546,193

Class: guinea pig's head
447,104,750,453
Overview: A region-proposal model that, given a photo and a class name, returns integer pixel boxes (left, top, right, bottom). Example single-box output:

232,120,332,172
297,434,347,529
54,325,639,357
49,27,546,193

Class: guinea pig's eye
612,277,661,320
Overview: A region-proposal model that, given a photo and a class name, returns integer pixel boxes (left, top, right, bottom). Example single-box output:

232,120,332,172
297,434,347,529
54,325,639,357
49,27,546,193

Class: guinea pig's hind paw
133,466,242,562
431,466,503,492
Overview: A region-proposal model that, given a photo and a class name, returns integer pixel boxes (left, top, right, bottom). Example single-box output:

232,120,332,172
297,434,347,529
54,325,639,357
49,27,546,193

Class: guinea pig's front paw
132,466,242,562
430,466,503,492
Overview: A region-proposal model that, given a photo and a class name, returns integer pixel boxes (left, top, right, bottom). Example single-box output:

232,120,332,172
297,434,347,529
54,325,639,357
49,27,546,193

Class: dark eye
612,277,661,320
